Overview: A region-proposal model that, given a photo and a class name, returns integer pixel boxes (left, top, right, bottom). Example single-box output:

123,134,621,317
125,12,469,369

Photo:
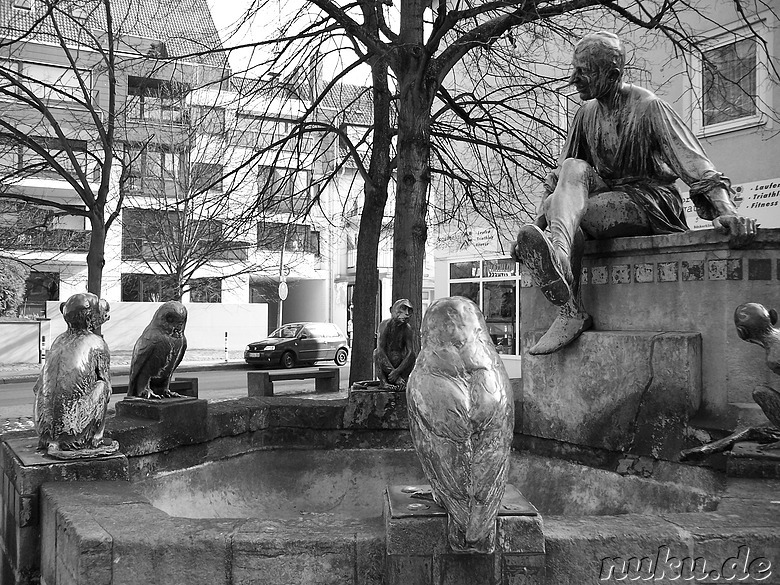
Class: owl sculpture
127,301,188,399
407,296,514,554
735,303,780,435
33,293,117,458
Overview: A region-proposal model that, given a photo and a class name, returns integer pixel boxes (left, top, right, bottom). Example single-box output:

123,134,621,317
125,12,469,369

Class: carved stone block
521,331,702,460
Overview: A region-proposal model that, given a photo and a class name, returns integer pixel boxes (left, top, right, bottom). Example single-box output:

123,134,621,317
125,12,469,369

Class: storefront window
450,261,480,279
450,282,479,304
448,257,519,356
483,281,516,355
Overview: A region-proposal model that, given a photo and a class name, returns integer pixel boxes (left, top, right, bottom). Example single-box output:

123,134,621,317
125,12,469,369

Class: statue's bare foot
529,304,592,355
159,389,183,399
759,440,780,451
516,224,572,306
138,389,162,400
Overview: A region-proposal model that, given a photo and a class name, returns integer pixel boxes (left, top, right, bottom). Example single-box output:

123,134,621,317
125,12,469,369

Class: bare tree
0,257,27,317
0,0,233,301
0,0,122,295
115,87,317,303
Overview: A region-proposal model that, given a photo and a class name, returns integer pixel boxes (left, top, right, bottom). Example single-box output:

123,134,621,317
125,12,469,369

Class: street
0,364,352,424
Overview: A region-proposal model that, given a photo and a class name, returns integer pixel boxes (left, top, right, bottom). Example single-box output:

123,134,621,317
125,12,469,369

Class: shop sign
683,178,780,230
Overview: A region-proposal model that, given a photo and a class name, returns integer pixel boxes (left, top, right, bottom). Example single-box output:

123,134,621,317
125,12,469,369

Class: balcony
122,239,251,262
10,229,90,252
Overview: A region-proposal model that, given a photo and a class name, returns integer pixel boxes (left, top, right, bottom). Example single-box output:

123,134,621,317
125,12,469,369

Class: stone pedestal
521,331,701,460
727,441,780,479
384,484,544,585
115,396,207,423
520,229,780,429
344,384,409,429
0,438,128,585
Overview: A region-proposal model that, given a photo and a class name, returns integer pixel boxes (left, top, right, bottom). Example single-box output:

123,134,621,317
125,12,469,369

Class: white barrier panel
46,301,269,352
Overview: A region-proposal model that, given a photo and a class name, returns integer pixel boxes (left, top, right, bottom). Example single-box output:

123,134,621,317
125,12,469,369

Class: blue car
244,322,349,368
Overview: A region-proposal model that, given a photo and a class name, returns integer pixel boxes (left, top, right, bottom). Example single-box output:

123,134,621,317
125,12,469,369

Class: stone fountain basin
136,448,719,520
39,447,780,585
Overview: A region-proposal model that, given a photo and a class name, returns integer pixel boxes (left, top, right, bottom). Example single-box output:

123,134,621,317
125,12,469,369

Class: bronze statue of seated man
514,31,757,356
374,298,416,389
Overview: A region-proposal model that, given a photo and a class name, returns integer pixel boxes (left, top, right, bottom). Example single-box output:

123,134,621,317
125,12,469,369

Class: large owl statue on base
407,296,514,554
34,293,119,459
127,301,188,400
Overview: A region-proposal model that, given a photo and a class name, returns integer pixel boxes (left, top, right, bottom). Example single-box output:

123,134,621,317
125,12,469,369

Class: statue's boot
529,300,592,355
515,224,572,306
521,224,591,354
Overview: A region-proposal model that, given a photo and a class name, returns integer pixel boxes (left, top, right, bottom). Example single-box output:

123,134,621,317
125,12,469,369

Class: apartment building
0,0,332,337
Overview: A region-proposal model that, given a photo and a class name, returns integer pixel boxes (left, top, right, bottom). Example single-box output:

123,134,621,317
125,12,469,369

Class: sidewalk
0,349,248,384
1,350,249,435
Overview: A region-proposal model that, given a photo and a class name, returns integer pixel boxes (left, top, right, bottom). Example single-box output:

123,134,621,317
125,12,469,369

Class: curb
0,360,249,385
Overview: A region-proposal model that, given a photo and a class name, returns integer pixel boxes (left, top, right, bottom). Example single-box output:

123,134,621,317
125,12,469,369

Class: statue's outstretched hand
713,214,758,248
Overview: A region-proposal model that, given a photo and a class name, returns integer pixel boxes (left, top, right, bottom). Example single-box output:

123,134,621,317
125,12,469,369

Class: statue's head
570,31,625,101
735,302,778,346
153,301,188,338
61,293,99,332
391,299,413,323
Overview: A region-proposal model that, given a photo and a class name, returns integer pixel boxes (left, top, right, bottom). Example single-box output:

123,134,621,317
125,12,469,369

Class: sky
205,0,371,85
205,0,270,76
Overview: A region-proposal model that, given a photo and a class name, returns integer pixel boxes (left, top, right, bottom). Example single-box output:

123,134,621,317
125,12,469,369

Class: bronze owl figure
407,296,514,554
33,293,116,457
127,301,188,399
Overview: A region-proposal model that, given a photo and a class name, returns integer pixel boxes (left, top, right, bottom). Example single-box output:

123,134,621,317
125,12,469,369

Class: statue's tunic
560,92,731,233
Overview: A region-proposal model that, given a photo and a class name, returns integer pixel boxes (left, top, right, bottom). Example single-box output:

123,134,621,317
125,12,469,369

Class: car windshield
270,325,302,339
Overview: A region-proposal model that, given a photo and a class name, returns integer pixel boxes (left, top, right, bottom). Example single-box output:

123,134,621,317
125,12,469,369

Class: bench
247,367,340,397
111,377,199,398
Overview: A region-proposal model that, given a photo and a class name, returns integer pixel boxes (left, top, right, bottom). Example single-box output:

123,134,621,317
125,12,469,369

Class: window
191,162,223,193
235,113,296,146
702,38,757,126
121,273,178,302
449,257,518,355
124,145,182,190
121,208,178,260
0,134,89,180
339,123,371,158
257,166,310,214
258,221,320,255
12,0,32,10
192,106,225,135
21,137,89,179
127,77,188,124
21,271,59,318
688,20,771,136
189,278,221,303
2,61,87,102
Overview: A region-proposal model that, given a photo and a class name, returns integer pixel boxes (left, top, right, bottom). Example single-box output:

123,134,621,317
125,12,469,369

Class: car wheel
334,347,348,366
281,351,296,369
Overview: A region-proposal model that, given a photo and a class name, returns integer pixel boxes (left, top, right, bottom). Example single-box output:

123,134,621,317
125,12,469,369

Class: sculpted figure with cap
374,298,417,389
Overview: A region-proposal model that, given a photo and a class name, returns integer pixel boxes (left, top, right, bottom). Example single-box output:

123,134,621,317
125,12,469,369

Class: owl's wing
408,369,472,512
128,330,159,389
172,335,187,372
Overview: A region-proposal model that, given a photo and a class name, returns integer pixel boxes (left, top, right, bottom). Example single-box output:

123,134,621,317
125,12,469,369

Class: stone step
727,402,772,428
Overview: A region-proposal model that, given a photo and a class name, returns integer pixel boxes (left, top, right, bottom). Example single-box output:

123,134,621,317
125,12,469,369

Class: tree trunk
392,59,433,339
349,57,392,386
86,215,105,296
